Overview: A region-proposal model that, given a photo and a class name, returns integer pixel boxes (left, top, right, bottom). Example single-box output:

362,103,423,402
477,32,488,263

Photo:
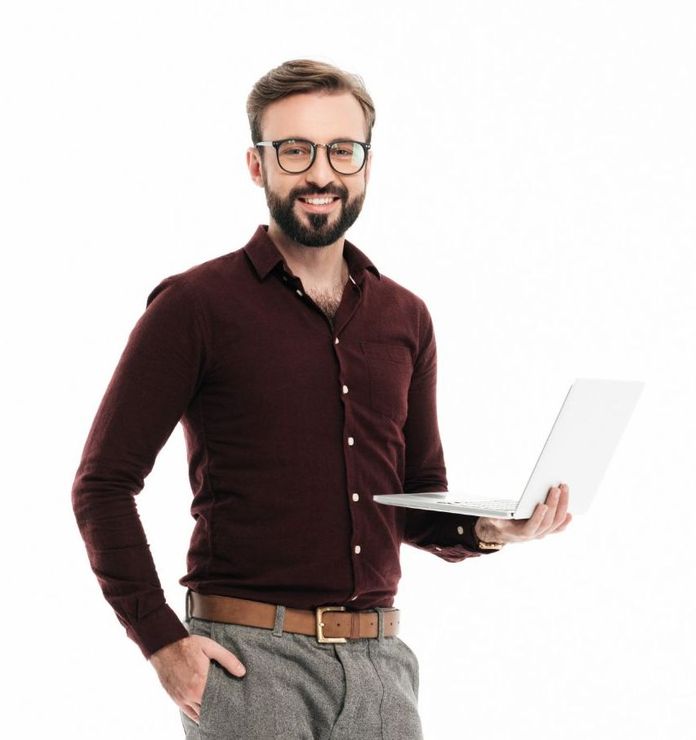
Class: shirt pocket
361,341,413,424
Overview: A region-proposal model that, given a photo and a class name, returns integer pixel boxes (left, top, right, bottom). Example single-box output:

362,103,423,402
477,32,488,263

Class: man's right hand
149,635,246,724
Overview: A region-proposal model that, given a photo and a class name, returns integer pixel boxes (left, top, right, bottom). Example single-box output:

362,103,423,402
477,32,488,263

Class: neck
267,221,348,288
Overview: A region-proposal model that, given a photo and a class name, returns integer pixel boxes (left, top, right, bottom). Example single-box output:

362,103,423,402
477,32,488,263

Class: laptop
372,378,644,519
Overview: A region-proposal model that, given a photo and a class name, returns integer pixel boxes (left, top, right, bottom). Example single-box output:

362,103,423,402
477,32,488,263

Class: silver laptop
373,378,644,519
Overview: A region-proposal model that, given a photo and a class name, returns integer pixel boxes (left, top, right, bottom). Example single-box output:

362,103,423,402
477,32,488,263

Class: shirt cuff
122,602,190,660
430,512,502,556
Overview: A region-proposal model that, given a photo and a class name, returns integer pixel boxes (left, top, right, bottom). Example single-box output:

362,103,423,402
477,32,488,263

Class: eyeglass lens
277,140,365,174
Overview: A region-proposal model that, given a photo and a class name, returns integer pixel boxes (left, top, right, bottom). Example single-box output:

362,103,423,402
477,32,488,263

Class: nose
303,144,336,188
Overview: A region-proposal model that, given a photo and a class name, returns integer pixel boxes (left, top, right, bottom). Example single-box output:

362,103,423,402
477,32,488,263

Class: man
72,59,572,739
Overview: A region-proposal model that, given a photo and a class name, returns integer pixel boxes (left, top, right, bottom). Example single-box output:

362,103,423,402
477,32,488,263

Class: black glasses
255,138,371,175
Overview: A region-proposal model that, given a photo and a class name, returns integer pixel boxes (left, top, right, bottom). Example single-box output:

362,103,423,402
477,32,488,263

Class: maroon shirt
71,225,496,659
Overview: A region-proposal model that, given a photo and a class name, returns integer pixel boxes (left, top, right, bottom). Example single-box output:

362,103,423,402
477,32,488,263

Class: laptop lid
372,377,644,520
511,378,644,519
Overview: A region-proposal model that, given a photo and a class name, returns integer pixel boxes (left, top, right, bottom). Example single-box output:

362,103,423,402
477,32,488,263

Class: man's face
247,92,371,248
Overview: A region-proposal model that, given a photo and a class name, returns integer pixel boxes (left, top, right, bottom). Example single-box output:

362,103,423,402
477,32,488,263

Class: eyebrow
272,136,365,143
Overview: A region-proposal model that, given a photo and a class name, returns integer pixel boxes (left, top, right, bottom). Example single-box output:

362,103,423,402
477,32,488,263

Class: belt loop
375,607,385,642
272,605,286,637
185,588,192,624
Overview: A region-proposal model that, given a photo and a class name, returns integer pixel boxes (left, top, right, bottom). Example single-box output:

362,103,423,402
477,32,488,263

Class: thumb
201,636,246,677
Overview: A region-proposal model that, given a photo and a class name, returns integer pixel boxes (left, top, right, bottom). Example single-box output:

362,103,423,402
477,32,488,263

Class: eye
331,143,356,158
279,141,312,157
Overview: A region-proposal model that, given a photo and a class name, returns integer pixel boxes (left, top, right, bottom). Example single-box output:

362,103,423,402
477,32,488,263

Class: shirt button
334,337,340,345
457,526,464,535
347,436,354,446
342,385,349,394
296,289,303,297
352,493,359,502
354,545,361,554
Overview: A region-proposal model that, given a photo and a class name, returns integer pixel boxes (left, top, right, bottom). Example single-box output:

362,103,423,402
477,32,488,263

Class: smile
301,196,337,205
297,196,341,213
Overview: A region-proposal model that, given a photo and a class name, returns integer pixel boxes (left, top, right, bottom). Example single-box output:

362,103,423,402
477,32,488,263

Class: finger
523,503,549,537
543,484,562,507
537,488,559,530
548,484,569,531
203,638,247,677
182,703,200,724
553,512,573,533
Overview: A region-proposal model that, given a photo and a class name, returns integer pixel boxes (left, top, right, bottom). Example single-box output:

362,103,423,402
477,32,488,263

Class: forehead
260,91,367,141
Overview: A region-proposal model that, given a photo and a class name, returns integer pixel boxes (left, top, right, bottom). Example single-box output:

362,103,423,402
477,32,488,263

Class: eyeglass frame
254,138,372,175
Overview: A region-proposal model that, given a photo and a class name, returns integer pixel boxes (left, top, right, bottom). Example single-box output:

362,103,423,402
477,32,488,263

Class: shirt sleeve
71,275,209,659
400,301,500,560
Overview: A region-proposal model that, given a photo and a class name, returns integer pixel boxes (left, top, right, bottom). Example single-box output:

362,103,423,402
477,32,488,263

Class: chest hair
305,284,345,322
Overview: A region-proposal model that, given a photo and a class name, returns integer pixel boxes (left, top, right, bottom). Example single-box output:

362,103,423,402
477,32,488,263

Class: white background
2,1,694,738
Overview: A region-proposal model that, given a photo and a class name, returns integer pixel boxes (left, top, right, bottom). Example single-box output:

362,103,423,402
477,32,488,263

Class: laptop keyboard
436,499,518,510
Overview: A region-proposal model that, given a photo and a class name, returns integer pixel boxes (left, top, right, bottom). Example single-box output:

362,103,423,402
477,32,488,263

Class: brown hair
246,59,376,145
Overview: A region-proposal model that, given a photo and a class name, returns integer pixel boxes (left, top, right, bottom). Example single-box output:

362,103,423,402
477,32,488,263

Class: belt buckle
315,606,347,643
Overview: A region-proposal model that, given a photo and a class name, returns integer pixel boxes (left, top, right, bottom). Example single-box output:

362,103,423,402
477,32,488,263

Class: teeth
303,197,335,205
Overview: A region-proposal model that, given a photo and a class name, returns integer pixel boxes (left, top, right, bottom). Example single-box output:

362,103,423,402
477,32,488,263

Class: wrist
474,518,505,548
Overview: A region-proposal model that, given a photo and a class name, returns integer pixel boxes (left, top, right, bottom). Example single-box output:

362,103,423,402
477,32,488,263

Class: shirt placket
279,266,366,604
333,274,364,603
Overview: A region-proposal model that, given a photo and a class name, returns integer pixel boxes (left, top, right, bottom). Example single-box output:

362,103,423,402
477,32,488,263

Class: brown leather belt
187,592,400,643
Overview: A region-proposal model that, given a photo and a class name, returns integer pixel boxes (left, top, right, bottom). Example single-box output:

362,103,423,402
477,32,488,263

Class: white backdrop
2,2,694,738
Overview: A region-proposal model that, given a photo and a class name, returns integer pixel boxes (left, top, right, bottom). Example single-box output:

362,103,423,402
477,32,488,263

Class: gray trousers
180,606,423,739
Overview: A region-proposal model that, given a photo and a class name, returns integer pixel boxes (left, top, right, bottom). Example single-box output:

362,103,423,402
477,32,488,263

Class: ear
246,147,264,188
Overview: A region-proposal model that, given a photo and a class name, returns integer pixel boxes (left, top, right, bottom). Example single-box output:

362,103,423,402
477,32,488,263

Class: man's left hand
474,483,572,546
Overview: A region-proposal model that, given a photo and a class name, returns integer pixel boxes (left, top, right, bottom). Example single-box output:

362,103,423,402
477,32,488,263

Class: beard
263,176,365,248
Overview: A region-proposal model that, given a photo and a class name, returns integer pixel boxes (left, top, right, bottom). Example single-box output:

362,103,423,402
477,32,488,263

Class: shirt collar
243,224,381,282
